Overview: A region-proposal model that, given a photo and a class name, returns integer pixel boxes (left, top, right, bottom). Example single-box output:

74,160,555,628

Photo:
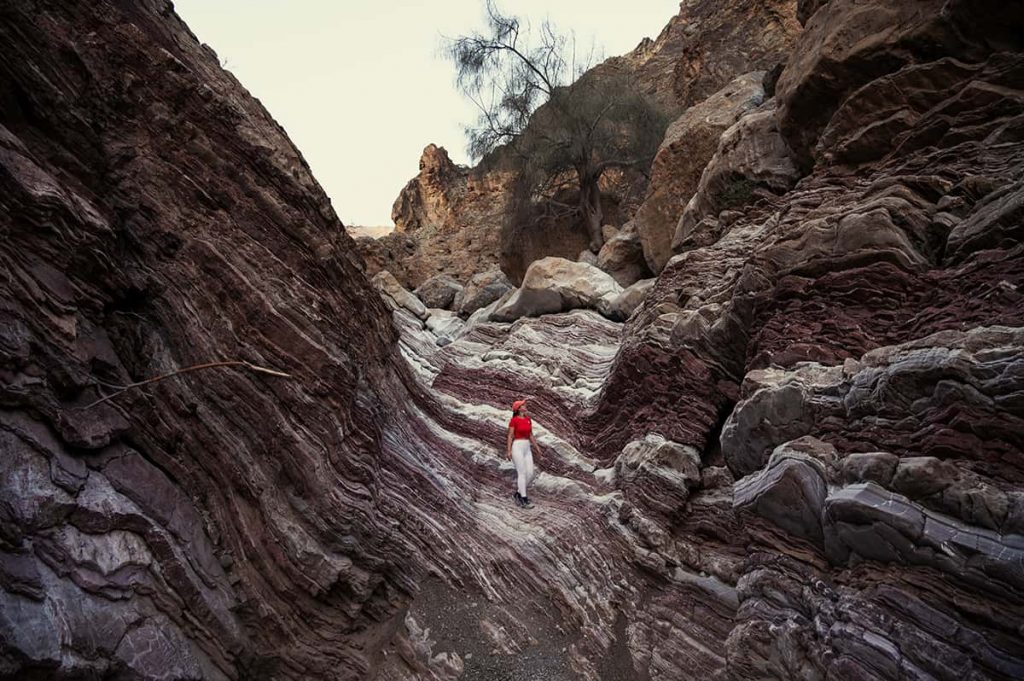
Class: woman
507,399,541,508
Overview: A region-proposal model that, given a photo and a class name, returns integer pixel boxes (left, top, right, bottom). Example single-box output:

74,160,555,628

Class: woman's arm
506,426,514,460
529,431,540,459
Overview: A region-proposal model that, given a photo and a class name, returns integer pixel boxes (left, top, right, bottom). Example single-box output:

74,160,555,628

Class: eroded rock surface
604,0,802,114
360,144,511,288
634,72,767,272
0,2,411,678
491,258,623,323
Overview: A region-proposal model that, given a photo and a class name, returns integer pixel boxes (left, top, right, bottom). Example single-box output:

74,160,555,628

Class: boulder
414,274,463,310
634,72,767,273
453,269,514,317
424,309,465,339
734,438,832,546
577,249,599,267
371,270,428,320
604,279,656,322
352,231,416,284
596,227,652,287
616,433,702,516
490,257,623,323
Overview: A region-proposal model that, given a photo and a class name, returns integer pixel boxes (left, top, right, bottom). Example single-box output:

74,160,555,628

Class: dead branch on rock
84,360,292,409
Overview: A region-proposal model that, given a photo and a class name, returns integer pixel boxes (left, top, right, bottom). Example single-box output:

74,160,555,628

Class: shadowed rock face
0,1,415,678
3,1,1024,681
582,0,1024,676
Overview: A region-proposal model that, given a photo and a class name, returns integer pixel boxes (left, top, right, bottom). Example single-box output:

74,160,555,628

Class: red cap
512,399,527,412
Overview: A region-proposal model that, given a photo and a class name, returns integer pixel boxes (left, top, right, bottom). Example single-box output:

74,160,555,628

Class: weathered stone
673,102,800,254
490,257,623,323
382,144,510,287
414,274,463,310
734,437,833,545
817,55,1024,168
616,434,702,517
634,72,767,272
599,0,802,115
776,0,1024,170
0,3,406,677
605,278,656,322
797,0,829,25
823,483,1024,594
424,309,465,339
947,179,1024,263
5,2,1024,680
453,269,514,317
372,270,429,320
596,228,652,287
840,452,898,486
577,249,599,267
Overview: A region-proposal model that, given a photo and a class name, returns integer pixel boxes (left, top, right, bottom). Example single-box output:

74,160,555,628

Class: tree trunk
579,172,604,253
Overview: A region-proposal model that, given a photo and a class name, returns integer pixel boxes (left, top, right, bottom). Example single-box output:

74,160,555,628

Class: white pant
511,439,535,497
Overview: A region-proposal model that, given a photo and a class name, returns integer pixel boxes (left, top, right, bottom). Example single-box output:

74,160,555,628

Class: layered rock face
584,0,1024,676
624,0,806,274
605,0,802,114
634,71,767,272
0,2,416,678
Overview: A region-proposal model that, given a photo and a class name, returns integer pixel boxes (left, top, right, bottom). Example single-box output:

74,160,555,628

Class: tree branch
85,360,292,409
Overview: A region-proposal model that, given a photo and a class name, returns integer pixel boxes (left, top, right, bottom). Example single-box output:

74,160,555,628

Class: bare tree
446,1,667,251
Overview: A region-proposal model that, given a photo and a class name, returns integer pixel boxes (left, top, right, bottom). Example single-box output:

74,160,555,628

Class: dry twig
84,360,292,409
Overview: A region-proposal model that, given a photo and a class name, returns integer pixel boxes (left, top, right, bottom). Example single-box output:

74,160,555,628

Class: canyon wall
0,1,417,678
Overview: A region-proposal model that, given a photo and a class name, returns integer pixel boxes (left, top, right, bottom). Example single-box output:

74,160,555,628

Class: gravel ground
401,571,644,681
409,577,576,680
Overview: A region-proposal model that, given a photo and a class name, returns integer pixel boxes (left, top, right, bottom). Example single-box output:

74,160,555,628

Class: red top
509,415,532,440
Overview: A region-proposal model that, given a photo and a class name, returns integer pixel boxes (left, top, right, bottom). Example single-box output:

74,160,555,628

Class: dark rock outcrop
0,1,414,678
453,268,513,317
580,0,1024,676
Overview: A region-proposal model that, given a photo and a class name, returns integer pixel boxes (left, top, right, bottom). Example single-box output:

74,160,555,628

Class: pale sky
173,1,679,226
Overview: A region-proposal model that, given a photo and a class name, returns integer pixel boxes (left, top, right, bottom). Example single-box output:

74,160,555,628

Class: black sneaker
521,496,535,509
513,492,525,507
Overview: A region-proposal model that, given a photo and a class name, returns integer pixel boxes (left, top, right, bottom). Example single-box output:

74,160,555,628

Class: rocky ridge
359,0,804,289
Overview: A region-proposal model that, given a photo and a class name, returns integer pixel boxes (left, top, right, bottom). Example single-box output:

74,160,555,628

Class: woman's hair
513,408,521,416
